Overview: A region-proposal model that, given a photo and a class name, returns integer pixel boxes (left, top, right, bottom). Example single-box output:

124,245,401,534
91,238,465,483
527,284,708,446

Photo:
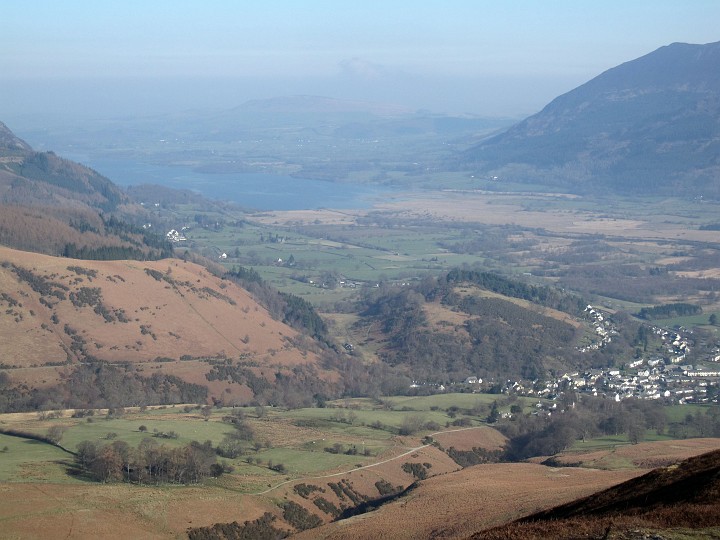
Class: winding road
253,424,488,495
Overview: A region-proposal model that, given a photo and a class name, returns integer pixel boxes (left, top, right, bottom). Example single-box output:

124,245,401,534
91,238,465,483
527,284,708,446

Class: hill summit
0,121,32,152
464,41,720,197
0,121,127,212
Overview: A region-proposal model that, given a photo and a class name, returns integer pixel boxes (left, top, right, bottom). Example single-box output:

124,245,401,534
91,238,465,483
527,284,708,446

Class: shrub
401,462,431,480
46,425,66,445
398,414,426,435
269,462,287,474
375,479,401,496
281,501,322,531
313,497,340,517
294,483,323,498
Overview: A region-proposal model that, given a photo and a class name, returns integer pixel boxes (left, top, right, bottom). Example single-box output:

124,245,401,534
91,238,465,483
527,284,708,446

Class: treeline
74,438,224,484
0,204,172,260
279,292,328,342
636,302,702,321
498,396,668,461
0,205,115,257
11,151,125,212
445,268,586,314
225,265,330,346
206,361,337,409
63,215,173,261
188,513,287,540
496,397,720,463
0,364,207,413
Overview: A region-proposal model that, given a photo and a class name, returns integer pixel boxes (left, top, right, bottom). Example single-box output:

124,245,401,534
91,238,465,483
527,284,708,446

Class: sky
2,0,719,124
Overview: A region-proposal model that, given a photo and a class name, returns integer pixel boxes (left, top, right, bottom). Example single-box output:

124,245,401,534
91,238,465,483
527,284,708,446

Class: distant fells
464,41,720,197
0,121,127,212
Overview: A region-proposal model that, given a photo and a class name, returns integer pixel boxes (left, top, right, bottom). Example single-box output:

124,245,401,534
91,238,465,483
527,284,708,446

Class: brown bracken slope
471,448,720,539
0,245,321,398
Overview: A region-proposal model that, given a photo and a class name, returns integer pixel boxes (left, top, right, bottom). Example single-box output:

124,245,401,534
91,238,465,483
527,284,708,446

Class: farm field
0,396,507,538
2,394,719,539
160,189,720,325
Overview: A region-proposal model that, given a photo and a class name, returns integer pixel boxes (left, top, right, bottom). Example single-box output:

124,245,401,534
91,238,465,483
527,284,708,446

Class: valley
3,395,719,539
2,37,720,539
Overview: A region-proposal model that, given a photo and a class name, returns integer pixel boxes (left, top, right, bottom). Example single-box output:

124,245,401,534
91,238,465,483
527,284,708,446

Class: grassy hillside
0,245,332,408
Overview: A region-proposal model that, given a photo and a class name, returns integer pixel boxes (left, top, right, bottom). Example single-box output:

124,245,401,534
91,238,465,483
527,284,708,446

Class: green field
0,394,516,485
0,433,75,482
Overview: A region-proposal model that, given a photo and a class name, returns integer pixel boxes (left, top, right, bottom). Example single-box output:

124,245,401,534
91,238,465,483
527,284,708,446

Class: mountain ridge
0,120,32,153
463,41,720,197
0,121,128,212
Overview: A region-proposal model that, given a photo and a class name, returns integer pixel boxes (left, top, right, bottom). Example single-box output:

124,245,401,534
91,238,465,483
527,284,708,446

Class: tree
200,405,213,421
398,414,426,435
710,313,718,326
46,425,66,445
627,419,646,444
75,440,99,469
487,401,500,423
91,445,122,482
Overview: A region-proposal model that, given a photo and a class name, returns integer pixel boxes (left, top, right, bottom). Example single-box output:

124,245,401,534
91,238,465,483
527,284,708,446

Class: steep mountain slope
0,121,32,152
0,121,128,211
464,41,720,196
472,448,720,539
0,121,168,258
291,441,720,540
0,245,325,403
292,463,642,540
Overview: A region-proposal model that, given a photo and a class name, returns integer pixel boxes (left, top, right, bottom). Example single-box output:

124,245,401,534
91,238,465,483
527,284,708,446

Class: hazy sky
2,0,719,123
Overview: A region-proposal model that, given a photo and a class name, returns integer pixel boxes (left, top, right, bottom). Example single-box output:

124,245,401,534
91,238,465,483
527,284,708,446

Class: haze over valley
2,3,720,539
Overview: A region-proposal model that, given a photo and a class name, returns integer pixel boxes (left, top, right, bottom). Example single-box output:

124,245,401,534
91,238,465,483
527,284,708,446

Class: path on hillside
252,425,488,495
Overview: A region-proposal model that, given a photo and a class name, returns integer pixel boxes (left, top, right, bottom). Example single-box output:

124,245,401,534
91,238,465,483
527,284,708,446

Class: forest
0,364,208,413
358,270,622,382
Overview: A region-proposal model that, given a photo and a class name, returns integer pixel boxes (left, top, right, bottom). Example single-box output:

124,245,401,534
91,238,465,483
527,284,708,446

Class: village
410,305,720,407
494,305,720,405
162,225,720,407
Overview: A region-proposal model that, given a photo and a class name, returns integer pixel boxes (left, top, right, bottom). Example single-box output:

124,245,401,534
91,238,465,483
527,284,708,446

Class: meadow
2,393,719,539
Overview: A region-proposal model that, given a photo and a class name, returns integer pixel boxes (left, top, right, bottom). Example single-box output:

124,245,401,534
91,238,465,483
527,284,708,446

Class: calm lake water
80,158,397,211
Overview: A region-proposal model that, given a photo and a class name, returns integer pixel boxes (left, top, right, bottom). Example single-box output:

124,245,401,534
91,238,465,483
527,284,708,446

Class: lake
79,158,398,211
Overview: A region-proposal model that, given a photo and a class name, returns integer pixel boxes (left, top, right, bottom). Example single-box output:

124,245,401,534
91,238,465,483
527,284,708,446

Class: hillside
352,270,601,383
287,439,720,540
0,121,128,212
473,447,720,539
463,41,720,197
293,462,642,540
0,120,171,258
0,120,32,152
0,245,329,408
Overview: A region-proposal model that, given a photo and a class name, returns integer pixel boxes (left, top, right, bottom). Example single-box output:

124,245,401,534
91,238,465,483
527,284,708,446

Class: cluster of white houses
165,228,188,243
578,305,616,352
477,307,719,405
530,360,719,404
508,316,719,404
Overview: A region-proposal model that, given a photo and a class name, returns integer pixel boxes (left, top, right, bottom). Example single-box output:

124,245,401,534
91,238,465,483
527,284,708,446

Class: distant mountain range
463,41,720,197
